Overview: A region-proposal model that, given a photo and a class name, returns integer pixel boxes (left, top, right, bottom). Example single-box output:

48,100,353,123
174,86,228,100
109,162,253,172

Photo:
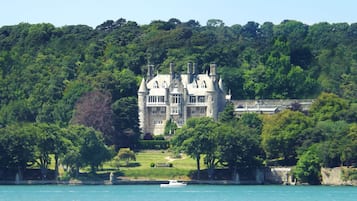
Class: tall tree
0,124,37,180
71,90,114,144
217,122,262,180
111,96,140,148
309,92,349,121
79,127,113,173
262,110,313,165
171,117,218,179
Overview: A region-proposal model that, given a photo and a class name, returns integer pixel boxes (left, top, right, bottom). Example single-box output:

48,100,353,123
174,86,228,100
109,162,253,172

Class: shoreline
1,179,355,186
0,179,257,185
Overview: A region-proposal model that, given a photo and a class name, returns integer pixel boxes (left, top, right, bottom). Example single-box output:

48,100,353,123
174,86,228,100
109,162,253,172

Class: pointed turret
138,78,148,93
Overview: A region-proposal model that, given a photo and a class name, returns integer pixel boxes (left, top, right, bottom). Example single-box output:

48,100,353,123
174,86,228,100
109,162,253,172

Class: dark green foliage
218,102,236,123
112,96,140,148
262,110,314,165
294,148,321,184
171,117,219,179
164,118,178,135
0,124,37,180
217,122,262,179
75,126,113,173
309,92,349,121
0,19,356,131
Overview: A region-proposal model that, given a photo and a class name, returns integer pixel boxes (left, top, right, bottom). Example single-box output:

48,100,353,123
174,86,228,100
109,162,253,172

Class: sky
1,0,357,28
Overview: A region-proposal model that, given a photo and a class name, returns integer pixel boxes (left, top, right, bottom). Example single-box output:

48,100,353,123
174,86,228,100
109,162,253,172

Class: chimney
193,63,197,75
170,62,174,80
147,64,154,81
187,62,193,83
210,63,217,82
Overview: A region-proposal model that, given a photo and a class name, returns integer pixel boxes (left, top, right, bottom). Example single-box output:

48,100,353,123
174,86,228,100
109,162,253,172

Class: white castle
138,62,227,135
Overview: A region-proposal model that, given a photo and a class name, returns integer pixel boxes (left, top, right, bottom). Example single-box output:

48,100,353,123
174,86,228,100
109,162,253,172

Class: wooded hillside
1,19,356,117
0,18,356,182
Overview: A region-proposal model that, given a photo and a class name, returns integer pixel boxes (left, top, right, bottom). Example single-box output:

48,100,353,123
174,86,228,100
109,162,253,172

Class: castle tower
138,78,148,135
206,78,218,119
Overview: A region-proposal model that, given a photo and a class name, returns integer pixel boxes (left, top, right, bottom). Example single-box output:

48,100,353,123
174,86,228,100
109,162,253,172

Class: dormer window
201,81,206,88
192,80,198,88
153,81,159,88
162,81,168,88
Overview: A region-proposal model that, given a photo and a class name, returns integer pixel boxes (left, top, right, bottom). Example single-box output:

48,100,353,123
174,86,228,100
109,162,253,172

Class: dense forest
0,18,356,183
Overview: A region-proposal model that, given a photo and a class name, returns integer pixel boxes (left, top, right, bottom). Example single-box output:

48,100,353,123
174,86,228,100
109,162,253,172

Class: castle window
153,120,163,125
148,96,165,104
151,107,160,114
158,96,165,103
198,96,205,103
171,94,181,104
189,96,196,103
171,107,179,114
148,96,156,103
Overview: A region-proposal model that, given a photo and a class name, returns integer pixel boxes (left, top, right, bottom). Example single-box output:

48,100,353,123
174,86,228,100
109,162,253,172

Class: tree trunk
206,157,215,180
54,155,59,180
17,166,23,182
232,166,237,181
196,155,200,180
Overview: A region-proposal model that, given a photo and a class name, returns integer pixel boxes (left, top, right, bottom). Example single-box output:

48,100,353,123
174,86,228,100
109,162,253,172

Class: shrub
153,135,165,140
150,162,155,168
293,149,321,184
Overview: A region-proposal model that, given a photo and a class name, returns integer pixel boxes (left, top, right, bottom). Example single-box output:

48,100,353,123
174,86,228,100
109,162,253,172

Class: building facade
138,63,227,135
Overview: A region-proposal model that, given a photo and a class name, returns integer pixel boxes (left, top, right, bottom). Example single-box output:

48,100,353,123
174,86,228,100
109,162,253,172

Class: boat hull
160,183,187,188
160,180,187,188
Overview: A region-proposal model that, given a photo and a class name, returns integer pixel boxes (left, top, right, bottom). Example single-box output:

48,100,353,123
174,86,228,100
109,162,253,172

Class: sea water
0,185,356,201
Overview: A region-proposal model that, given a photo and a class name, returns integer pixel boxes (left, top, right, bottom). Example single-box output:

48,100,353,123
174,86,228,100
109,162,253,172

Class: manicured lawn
103,149,202,180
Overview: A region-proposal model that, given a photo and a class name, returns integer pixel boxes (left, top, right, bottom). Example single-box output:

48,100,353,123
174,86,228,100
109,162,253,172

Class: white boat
160,180,187,187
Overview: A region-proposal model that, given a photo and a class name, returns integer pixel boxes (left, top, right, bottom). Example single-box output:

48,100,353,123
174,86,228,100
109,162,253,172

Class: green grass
103,150,201,180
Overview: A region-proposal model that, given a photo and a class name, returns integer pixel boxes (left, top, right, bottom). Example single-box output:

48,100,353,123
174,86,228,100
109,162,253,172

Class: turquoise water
0,185,356,201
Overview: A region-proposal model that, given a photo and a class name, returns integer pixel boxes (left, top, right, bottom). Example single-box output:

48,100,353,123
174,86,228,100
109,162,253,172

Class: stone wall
321,167,357,186
264,167,294,184
263,166,357,185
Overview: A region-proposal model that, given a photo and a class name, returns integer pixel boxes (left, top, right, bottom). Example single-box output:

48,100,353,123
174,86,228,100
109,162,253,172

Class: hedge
138,140,169,149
